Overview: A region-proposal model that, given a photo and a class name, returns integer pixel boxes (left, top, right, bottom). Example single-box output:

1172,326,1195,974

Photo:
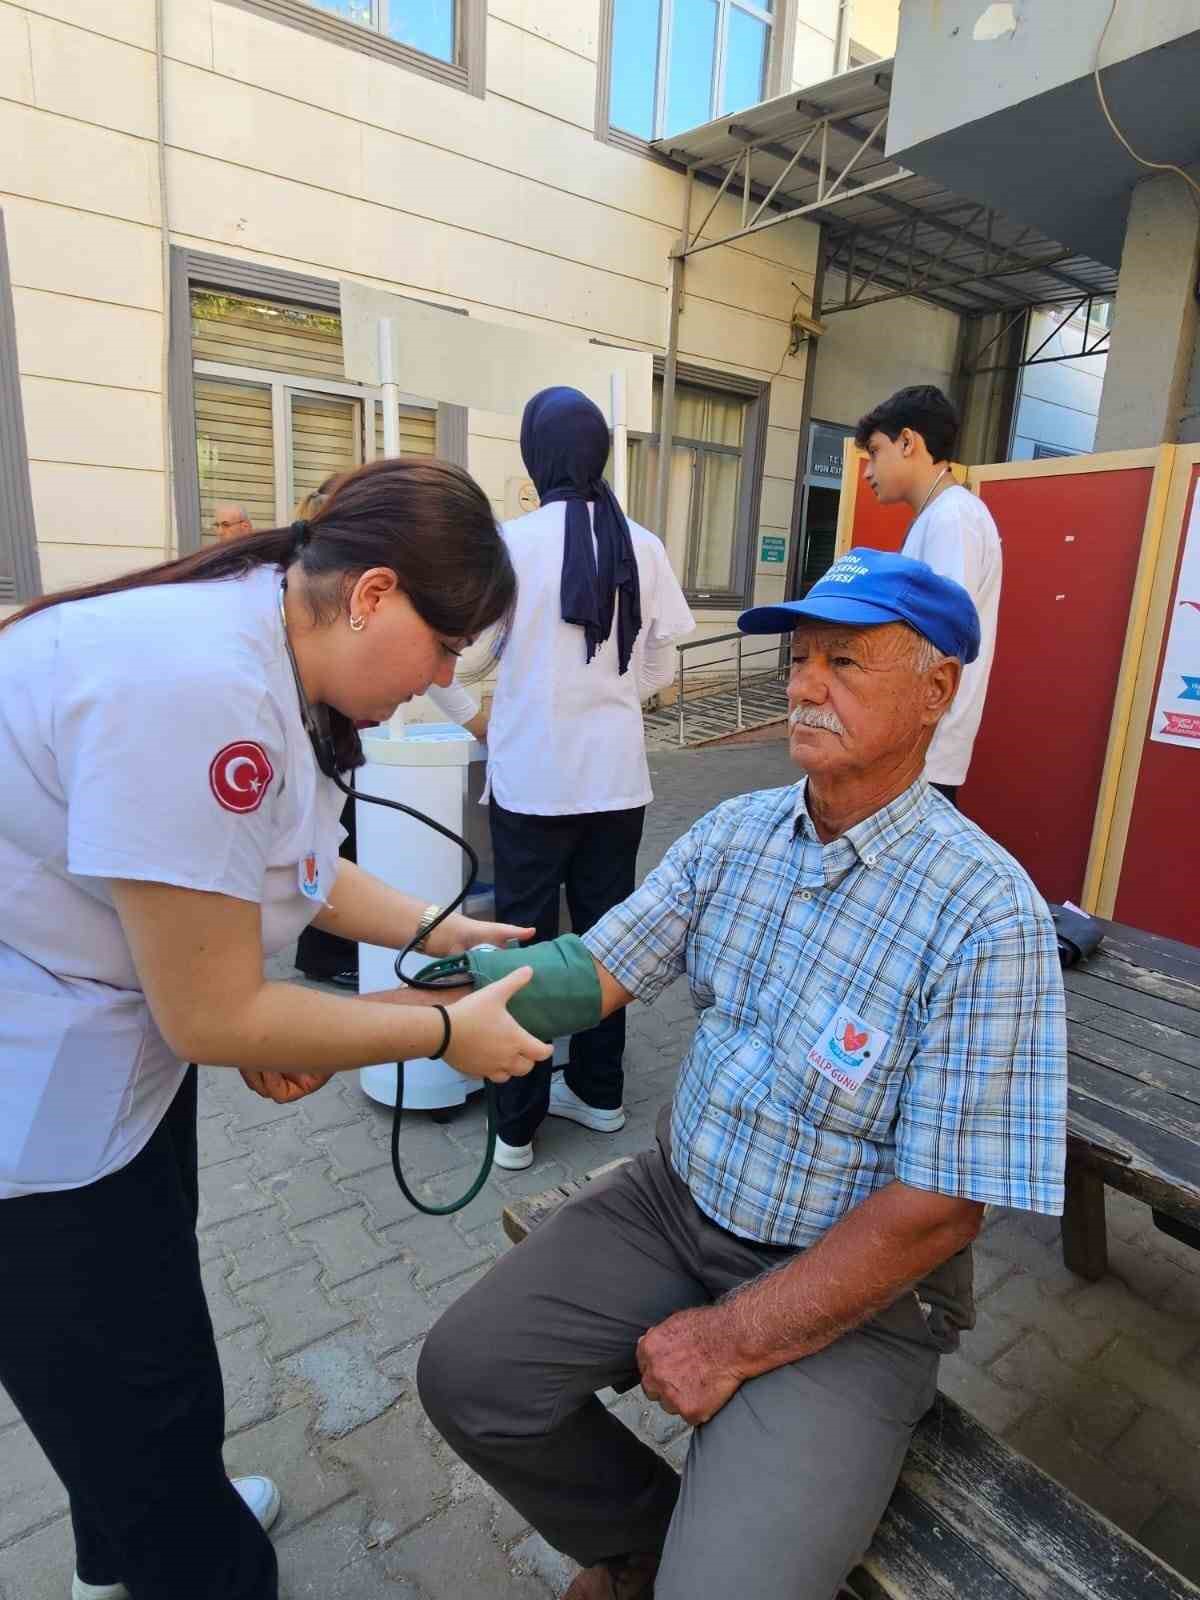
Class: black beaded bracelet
428,1004,452,1061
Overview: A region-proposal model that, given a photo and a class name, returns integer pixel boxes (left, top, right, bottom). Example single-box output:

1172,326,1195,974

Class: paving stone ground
4,743,1200,1597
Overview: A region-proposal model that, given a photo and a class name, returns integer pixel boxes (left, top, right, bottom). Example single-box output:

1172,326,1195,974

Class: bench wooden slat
1067,1094,1200,1221
902,1396,1199,1600
1065,992,1200,1075
853,1482,1027,1600
1071,1055,1200,1141
1067,957,1200,1018
501,1159,632,1245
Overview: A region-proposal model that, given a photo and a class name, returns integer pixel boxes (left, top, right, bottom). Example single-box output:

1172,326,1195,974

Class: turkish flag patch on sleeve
209,740,275,813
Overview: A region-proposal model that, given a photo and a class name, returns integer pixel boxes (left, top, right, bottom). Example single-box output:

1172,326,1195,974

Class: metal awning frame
676,105,909,259
649,67,1120,602
820,208,1080,316
960,292,1113,378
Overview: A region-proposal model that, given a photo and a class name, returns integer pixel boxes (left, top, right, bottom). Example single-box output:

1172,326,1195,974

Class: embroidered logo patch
299,852,321,900
209,741,274,814
805,1006,890,1095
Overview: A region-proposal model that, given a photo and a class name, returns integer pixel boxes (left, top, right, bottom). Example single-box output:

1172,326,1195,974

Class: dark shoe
563,1552,658,1599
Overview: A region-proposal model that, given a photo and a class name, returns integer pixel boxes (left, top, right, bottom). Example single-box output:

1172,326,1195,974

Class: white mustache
789,706,846,735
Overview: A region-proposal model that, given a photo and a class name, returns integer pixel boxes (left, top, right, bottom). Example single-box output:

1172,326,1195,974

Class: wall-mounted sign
760,535,787,564
808,422,854,488
1151,486,1200,749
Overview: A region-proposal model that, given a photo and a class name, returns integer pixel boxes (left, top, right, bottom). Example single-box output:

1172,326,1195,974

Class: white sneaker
548,1077,626,1133
493,1136,534,1171
233,1474,282,1532
70,1475,282,1599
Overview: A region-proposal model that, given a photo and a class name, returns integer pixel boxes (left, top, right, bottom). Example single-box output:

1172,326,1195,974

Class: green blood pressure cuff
411,934,602,1042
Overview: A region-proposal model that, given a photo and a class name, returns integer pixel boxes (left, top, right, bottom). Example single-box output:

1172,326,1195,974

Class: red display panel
1113,465,1200,944
847,457,914,552
850,462,1153,904
962,469,1152,903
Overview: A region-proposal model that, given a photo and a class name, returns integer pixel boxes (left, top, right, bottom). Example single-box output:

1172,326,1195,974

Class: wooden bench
504,1171,1200,1600
1062,919,1200,1281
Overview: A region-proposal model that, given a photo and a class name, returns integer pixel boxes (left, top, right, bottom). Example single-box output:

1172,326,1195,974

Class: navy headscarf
520,386,642,675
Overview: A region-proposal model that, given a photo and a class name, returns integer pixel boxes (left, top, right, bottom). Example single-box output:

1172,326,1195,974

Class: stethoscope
278,577,500,1215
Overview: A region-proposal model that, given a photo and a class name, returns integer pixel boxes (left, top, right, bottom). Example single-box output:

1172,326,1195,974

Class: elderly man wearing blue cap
419,548,1067,1600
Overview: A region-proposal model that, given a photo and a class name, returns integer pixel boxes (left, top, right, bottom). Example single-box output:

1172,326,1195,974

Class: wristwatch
413,903,444,954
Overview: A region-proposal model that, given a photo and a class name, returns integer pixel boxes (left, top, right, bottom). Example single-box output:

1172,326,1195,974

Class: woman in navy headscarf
485,386,694,1170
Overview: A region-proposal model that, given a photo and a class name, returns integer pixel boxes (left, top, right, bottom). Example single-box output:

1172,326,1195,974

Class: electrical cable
1093,0,1200,213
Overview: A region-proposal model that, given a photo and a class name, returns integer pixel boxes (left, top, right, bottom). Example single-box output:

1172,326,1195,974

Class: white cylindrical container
355,723,492,1111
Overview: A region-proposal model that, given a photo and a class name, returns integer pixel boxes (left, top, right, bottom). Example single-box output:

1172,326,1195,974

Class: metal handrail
673,631,787,746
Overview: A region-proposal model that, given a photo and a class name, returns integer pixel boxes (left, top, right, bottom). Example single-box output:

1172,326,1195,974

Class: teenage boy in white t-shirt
855,385,1002,802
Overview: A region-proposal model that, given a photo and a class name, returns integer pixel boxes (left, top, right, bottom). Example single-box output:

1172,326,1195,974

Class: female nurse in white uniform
0,457,549,1600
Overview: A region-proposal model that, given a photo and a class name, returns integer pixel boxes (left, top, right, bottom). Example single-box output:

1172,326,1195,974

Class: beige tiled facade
1,0,942,644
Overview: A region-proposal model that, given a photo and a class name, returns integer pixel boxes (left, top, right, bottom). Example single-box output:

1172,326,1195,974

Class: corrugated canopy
653,63,1119,318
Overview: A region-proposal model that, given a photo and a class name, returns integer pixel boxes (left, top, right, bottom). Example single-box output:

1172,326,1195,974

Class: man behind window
212,502,253,544
856,385,1002,804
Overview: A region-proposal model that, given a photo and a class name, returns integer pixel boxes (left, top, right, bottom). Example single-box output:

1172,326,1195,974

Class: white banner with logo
1150,482,1200,748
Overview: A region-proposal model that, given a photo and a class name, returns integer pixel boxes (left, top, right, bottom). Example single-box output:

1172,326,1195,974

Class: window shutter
195,379,276,544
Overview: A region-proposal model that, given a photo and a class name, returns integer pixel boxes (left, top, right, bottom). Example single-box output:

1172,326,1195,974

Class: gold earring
349,614,366,633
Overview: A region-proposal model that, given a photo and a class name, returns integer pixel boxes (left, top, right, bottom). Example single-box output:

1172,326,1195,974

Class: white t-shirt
902,484,1003,786
0,567,345,1198
487,503,694,814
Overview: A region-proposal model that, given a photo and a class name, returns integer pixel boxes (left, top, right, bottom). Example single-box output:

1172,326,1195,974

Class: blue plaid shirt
583,780,1067,1248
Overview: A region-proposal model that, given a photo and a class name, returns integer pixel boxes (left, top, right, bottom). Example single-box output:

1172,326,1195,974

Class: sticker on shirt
805,1007,890,1095
209,740,274,814
299,852,321,901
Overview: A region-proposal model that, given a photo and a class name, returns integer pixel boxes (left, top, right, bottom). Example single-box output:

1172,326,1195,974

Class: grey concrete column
1095,168,1200,451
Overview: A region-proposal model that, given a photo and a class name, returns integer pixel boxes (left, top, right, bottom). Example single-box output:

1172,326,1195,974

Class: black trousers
0,1069,277,1599
488,799,646,1146
295,791,357,979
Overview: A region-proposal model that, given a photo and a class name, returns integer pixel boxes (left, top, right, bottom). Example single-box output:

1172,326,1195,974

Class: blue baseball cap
738,547,980,664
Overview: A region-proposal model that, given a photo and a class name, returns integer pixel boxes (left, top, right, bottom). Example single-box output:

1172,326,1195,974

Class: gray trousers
418,1114,972,1599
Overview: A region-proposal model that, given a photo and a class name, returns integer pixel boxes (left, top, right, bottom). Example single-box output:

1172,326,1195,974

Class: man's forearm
594,957,635,1019
715,1181,982,1379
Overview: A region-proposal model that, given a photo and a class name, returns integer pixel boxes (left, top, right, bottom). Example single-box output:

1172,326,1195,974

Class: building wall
1009,306,1108,460
1,0,823,641
809,284,960,432
789,0,899,88
890,0,1200,155
849,0,898,61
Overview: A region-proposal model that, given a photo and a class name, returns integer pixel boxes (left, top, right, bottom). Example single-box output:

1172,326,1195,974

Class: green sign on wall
760,535,787,564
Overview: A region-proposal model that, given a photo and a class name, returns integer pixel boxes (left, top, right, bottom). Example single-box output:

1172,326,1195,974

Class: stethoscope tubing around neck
912,466,952,524
276,574,498,1215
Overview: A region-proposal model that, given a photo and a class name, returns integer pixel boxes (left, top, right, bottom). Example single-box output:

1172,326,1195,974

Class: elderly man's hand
238,1067,332,1103
636,1305,747,1426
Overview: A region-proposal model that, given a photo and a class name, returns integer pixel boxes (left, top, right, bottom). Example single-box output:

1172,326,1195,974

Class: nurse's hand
442,966,554,1083
238,1067,332,1103
423,914,535,958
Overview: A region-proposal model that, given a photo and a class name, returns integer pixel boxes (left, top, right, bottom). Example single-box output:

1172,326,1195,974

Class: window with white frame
305,0,455,62
608,0,776,144
227,0,484,94
626,374,766,608
190,289,437,542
